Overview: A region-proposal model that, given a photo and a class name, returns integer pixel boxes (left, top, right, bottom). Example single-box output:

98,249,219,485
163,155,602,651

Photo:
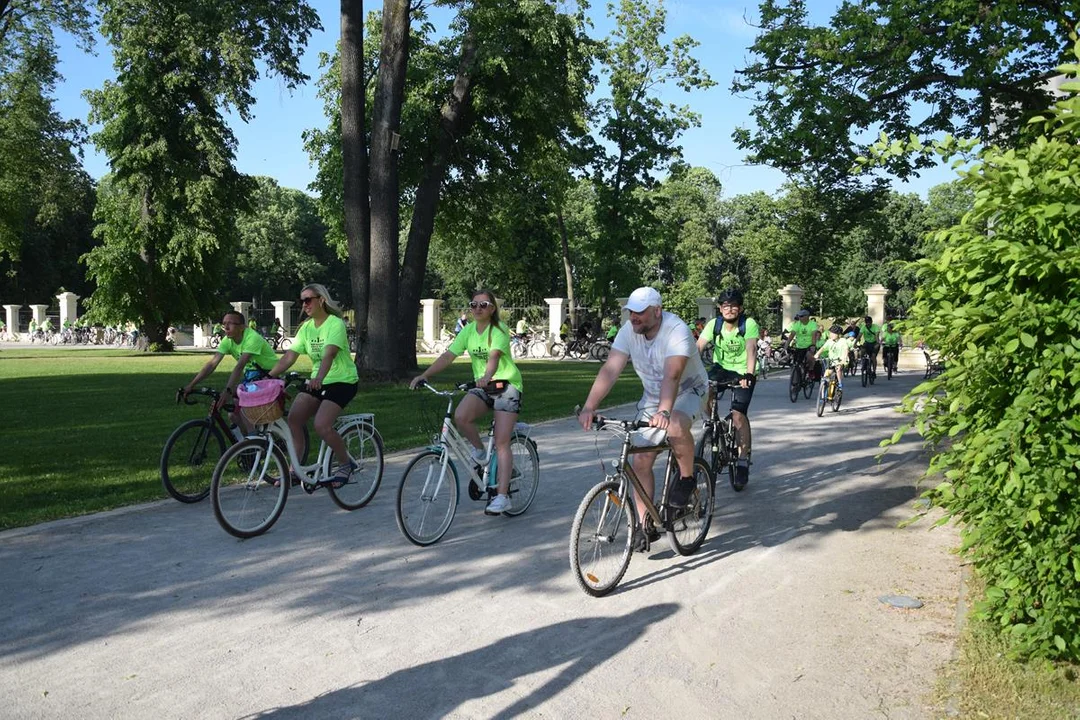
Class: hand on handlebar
409,375,427,390
577,405,595,431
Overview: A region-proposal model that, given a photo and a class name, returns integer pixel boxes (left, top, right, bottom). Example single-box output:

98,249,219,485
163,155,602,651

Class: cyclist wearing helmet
860,315,881,373
696,288,757,489
813,324,854,374
785,309,820,379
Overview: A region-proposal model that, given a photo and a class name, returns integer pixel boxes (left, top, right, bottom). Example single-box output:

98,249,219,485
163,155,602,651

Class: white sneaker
485,494,511,515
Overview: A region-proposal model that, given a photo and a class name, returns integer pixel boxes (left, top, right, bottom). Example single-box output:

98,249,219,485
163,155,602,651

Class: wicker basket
242,400,283,425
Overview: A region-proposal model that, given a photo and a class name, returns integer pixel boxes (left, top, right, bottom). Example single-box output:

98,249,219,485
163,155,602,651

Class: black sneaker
733,463,749,491
632,526,661,553
667,476,696,508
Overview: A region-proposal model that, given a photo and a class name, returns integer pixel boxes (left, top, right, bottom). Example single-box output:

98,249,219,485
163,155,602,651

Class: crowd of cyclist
176,279,905,526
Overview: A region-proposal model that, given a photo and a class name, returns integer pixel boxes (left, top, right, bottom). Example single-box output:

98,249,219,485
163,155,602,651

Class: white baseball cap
623,287,662,312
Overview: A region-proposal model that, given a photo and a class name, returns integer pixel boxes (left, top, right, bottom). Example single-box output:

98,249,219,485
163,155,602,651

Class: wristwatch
658,409,671,419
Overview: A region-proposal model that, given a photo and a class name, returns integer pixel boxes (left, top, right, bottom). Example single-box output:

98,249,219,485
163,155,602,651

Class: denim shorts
467,383,522,414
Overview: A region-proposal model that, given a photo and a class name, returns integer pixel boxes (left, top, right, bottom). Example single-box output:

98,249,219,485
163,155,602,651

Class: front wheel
803,368,816,399
211,438,289,538
788,365,802,403
861,360,869,388
548,342,565,359
667,457,713,556
503,436,540,516
396,450,458,546
328,425,385,510
816,380,826,416
569,479,635,597
160,418,227,503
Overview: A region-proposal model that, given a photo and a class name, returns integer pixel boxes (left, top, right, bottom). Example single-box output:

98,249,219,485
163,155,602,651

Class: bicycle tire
211,438,289,538
549,342,566,359
861,361,869,387
327,424,385,511
280,337,292,352
667,457,713,556
695,425,717,487
569,479,635,597
832,385,843,412
788,365,801,403
503,436,539,516
160,418,227,503
803,371,815,399
209,336,220,349
591,343,611,363
729,419,748,492
869,364,877,385
816,381,826,416
396,450,459,546
528,340,547,358
511,341,528,359
568,341,588,360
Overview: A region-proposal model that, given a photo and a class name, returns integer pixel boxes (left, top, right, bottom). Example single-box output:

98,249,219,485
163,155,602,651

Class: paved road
0,370,960,719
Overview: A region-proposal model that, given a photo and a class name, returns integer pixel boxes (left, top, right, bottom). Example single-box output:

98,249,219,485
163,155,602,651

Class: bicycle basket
237,378,286,424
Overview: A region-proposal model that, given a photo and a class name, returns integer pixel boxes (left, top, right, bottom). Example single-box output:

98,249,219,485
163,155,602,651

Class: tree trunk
340,0,371,370
396,31,477,371
366,0,410,376
557,206,576,331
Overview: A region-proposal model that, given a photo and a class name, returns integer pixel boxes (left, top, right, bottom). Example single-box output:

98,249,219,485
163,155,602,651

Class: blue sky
51,0,957,198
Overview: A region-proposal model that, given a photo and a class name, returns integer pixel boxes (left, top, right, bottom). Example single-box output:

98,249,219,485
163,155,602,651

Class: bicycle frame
260,413,378,484
597,419,678,529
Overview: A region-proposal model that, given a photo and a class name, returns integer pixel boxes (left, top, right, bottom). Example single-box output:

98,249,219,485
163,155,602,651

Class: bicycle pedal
302,482,317,495
467,479,484,501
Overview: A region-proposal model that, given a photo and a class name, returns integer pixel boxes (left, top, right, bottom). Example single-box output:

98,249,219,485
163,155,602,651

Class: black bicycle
695,380,749,492
859,347,877,387
788,357,820,403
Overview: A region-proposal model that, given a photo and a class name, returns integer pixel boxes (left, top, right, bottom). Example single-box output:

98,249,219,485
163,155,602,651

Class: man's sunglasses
469,301,492,310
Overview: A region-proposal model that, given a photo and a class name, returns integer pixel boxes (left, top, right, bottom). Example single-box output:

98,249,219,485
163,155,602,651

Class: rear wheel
160,418,226,503
548,342,565,359
788,365,801,403
569,479,635,597
328,425,385,510
503,436,540,516
667,457,713,556
396,450,458,546
211,439,289,538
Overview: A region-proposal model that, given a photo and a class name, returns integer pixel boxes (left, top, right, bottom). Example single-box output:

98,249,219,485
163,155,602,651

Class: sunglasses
300,296,318,305
469,301,493,310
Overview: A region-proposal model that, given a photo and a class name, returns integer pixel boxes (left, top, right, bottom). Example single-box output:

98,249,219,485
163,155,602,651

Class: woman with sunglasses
269,283,359,486
410,289,523,515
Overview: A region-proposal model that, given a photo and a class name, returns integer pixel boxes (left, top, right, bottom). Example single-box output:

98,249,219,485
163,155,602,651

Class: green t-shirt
292,315,358,385
606,324,619,340
860,323,880,343
787,320,817,349
217,328,278,373
818,337,852,364
700,316,760,374
882,329,901,346
448,321,523,391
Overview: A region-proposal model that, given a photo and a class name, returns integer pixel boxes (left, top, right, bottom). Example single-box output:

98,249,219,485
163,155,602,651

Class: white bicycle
210,383,385,539
395,381,540,546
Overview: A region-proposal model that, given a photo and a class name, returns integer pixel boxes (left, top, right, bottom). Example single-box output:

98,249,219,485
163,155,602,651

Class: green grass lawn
0,348,642,530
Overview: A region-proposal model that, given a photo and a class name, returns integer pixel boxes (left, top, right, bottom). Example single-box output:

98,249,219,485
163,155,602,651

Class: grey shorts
632,385,707,447
467,383,523,414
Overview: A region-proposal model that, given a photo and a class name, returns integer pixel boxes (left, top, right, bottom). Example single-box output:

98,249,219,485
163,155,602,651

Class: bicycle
569,411,712,597
161,374,310,503
395,381,540,546
208,380,385,538
756,345,770,379
882,344,899,380
788,355,820,403
695,380,749,492
816,361,844,416
859,347,877,387
268,332,292,352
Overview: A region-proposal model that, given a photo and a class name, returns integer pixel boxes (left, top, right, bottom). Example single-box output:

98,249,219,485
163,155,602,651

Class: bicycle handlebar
573,404,650,432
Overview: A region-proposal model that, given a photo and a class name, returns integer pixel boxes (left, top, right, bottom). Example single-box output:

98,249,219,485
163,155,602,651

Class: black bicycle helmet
829,324,843,334
716,288,744,306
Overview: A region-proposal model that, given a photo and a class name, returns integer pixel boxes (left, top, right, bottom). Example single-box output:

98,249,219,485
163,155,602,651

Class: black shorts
301,381,358,409
792,347,812,365
863,342,879,357
707,366,755,415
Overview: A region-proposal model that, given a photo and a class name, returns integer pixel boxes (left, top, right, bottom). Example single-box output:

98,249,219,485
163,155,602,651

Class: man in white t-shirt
578,287,708,551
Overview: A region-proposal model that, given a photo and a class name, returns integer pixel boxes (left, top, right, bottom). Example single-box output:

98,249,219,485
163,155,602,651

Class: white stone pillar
696,296,715,323
193,323,211,348
56,291,79,326
270,301,294,336
4,304,21,332
617,297,630,325
864,284,889,327
230,301,252,321
421,298,443,345
544,298,567,339
30,304,49,325
778,284,804,330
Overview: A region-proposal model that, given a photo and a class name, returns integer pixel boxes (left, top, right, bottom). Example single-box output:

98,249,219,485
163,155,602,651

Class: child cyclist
410,289,524,516
813,324,854,385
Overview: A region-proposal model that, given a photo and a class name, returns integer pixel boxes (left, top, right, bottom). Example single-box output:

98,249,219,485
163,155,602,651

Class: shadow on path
246,604,678,719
